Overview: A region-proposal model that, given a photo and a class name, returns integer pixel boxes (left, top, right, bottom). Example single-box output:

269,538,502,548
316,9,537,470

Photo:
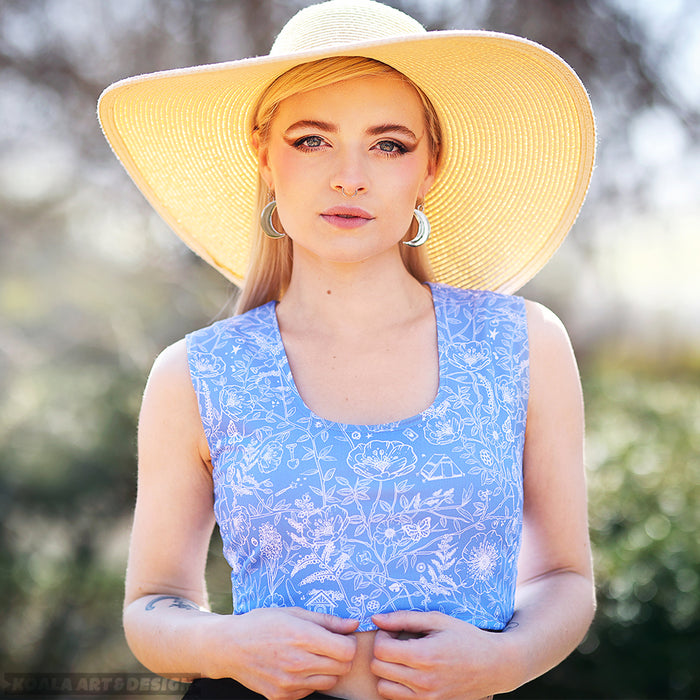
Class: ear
252,130,274,191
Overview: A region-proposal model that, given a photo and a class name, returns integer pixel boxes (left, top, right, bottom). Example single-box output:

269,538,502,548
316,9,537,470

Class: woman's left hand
370,611,513,700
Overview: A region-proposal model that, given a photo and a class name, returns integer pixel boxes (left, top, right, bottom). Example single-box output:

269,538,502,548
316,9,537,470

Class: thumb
288,607,360,634
372,610,445,634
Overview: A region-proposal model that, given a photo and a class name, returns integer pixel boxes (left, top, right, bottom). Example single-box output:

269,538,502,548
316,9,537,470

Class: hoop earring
403,206,430,247
260,200,286,239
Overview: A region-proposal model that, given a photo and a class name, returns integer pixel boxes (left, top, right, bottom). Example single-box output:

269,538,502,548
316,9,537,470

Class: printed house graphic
307,590,338,614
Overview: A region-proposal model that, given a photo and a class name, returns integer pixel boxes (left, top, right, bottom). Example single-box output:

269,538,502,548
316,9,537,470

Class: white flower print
458,533,503,594
497,379,516,406
347,441,417,480
289,505,350,565
221,386,256,419
191,352,226,378
256,439,284,474
424,409,463,445
259,522,283,561
375,517,403,545
445,340,491,372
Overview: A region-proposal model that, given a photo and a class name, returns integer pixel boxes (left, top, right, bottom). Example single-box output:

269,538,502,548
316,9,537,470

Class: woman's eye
295,135,324,149
376,140,407,155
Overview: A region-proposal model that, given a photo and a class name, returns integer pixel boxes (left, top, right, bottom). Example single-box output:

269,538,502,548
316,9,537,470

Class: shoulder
523,299,575,361
141,338,211,463
522,300,583,418
144,338,195,408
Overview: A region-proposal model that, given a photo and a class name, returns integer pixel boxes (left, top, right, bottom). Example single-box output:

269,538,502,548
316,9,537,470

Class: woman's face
257,73,436,268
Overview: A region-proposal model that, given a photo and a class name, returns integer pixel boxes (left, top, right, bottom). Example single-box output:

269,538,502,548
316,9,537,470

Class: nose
331,148,368,198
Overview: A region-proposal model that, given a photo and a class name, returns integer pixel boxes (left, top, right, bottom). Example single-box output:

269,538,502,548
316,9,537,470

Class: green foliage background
1,1,699,698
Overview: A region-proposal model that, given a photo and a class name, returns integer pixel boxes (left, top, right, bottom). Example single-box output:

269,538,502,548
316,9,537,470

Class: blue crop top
186,283,529,631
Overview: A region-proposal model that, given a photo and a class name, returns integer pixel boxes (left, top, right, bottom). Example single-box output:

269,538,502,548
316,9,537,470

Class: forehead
272,73,426,129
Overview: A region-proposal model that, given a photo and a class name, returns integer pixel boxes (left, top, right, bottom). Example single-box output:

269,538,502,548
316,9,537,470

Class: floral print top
186,283,529,631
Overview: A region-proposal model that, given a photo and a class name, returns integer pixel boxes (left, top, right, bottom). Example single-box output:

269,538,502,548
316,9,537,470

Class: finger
372,629,424,666
289,607,360,635
370,657,415,687
308,626,357,663
305,652,354,677
372,610,443,634
285,610,358,662
376,677,416,700
303,673,346,693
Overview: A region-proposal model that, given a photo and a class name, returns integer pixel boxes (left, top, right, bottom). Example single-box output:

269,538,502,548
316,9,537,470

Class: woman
98,1,596,699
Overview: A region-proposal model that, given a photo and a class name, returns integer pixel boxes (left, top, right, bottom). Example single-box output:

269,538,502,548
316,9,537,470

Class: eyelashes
293,135,325,151
375,140,408,157
291,135,410,158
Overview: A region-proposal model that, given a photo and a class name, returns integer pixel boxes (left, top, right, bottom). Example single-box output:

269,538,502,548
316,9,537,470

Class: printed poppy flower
347,441,417,480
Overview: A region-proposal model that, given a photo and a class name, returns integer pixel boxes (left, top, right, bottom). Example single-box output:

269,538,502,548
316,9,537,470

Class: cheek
269,147,309,190
384,165,429,205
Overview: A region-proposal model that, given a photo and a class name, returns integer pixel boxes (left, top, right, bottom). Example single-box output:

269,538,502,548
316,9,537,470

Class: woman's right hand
205,607,359,700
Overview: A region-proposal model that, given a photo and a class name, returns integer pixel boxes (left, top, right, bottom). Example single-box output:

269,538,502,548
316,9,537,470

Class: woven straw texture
98,0,595,293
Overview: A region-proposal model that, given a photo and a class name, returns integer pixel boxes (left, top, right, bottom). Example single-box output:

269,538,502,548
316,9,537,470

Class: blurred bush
512,357,700,699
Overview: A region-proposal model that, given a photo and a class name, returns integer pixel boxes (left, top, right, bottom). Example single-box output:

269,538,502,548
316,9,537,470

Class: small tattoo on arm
145,595,201,612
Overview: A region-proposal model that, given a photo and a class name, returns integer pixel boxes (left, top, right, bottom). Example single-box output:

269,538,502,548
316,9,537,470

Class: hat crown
270,0,426,56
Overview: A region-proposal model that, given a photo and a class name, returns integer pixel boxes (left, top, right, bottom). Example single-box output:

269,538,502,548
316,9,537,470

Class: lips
320,206,374,229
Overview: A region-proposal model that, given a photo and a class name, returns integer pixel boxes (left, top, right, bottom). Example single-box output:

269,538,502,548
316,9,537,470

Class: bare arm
123,339,218,676
371,301,594,699
124,340,358,698
504,300,595,685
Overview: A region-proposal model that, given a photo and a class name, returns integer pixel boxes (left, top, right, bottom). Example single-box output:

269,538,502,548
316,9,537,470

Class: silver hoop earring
260,200,285,239
403,206,430,247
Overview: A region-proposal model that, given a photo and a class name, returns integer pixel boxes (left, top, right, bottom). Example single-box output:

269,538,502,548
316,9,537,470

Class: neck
277,246,432,335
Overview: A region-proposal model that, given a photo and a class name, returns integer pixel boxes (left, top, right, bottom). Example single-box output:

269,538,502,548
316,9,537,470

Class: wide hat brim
98,26,595,293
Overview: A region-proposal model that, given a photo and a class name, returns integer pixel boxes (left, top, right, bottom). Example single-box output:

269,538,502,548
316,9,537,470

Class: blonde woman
99,1,596,699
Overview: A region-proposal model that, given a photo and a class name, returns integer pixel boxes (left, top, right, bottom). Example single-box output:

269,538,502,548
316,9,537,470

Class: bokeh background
1,0,698,698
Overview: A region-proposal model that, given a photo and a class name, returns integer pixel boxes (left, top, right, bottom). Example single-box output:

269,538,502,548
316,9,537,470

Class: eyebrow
284,120,420,141
367,124,419,141
284,120,337,135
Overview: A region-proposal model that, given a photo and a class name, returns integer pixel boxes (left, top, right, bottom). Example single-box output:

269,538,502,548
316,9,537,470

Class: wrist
191,611,233,680
487,621,529,695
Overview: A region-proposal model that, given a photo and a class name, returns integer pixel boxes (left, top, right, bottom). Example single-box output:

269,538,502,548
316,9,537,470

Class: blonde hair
235,56,442,315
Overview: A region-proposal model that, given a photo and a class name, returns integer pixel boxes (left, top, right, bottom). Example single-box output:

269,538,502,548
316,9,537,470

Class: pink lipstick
320,206,374,229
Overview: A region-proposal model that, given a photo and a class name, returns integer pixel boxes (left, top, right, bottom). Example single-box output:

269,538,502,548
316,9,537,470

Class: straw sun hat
98,0,595,294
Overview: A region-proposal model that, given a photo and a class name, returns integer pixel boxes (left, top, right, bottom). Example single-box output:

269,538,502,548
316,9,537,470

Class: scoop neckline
268,282,446,431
